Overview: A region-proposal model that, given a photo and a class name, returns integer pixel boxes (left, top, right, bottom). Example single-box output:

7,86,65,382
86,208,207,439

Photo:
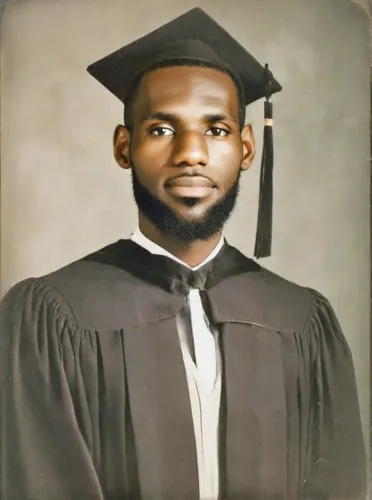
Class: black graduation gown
0,240,366,500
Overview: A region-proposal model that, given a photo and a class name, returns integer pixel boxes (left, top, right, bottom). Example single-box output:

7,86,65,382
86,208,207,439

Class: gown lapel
221,323,288,499
123,318,199,500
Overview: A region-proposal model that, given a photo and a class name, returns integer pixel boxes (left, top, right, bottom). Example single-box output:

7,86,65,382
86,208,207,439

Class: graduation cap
87,7,282,258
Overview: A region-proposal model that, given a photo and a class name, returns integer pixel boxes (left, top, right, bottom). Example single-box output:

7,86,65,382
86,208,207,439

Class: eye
205,127,230,137
150,127,174,136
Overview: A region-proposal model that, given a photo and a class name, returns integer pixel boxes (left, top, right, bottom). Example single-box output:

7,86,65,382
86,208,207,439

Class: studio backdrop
0,0,370,449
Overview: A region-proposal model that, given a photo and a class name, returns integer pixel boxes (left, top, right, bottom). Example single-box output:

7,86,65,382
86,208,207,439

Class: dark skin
114,66,256,267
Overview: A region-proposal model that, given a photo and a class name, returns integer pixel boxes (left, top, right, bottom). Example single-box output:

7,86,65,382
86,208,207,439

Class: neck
138,213,223,268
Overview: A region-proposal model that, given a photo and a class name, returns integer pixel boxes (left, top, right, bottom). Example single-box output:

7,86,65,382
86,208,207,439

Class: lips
165,175,215,198
166,176,214,188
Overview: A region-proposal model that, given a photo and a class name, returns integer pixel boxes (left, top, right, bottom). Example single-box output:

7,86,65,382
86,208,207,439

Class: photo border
0,0,371,489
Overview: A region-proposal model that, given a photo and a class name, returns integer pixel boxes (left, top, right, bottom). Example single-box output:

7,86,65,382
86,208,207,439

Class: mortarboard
87,7,282,258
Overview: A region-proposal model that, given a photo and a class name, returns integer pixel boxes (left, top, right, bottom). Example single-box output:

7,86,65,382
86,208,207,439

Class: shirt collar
130,227,225,271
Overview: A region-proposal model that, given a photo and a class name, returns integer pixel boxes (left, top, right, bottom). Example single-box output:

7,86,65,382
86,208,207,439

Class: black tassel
254,64,274,259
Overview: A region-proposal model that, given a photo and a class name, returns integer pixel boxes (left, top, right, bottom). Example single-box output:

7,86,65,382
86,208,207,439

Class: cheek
210,134,242,159
209,141,243,182
131,137,168,184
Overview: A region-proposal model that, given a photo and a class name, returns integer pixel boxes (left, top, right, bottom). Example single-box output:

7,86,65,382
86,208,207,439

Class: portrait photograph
0,0,370,499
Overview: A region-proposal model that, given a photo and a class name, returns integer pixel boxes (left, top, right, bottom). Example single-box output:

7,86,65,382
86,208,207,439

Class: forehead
135,66,239,112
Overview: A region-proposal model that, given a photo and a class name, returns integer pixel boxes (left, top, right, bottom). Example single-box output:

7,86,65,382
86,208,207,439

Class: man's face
114,65,255,240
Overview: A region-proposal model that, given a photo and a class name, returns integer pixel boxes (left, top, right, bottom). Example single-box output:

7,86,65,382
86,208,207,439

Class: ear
113,124,132,170
240,123,255,171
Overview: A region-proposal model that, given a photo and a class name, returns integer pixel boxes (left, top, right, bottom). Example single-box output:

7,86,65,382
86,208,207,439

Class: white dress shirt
130,228,222,500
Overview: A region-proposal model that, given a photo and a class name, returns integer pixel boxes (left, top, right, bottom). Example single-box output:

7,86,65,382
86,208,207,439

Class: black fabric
0,240,366,500
87,8,281,106
82,239,260,296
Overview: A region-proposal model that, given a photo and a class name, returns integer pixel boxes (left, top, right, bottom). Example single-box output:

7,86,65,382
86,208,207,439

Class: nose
171,131,209,167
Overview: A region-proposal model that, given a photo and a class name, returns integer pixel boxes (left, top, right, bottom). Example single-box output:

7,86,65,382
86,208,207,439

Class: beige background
1,0,370,451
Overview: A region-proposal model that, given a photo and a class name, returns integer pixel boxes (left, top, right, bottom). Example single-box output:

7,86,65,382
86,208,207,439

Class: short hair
123,59,246,130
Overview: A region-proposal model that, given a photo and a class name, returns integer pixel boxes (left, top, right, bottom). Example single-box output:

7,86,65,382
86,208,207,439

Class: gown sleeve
0,278,104,500
301,289,367,500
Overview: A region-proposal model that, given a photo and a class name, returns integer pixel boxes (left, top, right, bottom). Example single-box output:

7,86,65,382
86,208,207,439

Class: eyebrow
143,111,237,124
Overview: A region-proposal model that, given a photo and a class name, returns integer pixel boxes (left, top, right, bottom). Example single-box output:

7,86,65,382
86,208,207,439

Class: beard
131,164,241,243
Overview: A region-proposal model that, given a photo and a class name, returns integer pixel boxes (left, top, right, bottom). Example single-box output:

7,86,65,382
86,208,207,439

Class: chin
170,200,214,221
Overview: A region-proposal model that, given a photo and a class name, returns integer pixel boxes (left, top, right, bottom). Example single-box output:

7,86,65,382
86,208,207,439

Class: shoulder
0,277,76,341
209,249,325,333
255,267,328,330
1,241,141,331
255,265,315,309
247,269,350,354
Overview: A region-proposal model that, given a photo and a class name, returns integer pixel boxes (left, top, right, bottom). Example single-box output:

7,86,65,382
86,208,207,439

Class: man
0,7,366,500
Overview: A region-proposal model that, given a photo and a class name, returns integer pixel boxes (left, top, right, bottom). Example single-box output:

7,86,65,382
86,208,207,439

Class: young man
0,7,366,500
